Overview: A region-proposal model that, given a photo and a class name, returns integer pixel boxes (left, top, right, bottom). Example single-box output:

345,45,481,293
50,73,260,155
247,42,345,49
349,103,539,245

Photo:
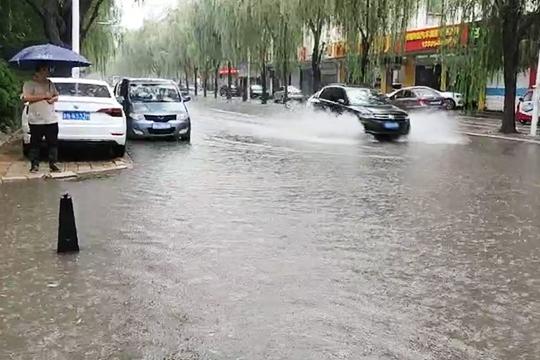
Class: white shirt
22,79,59,125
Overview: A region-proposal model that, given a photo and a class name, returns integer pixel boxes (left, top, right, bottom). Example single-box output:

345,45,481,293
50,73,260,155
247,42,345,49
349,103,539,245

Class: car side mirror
183,95,191,102
337,98,347,105
518,97,524,102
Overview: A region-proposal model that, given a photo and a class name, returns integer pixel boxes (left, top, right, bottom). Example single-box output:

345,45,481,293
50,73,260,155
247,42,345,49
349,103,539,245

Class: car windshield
523,91,533,101
346,88,389,106
55,82,111,98
129,83,181,103
251,85,262,90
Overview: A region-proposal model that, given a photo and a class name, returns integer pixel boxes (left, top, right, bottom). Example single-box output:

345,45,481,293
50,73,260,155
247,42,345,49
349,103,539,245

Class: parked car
219,84,241,97
387,86,445,111
516,89,537,124
22,78,127,157
307,84,410,141
250,84,264,99
178,84,189,97
274,86,304,103
438,89,464,110
115,78,191,141
394,85,464,110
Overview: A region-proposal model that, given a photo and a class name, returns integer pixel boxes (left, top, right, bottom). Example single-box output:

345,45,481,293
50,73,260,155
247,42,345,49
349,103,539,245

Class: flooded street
1,101,539,359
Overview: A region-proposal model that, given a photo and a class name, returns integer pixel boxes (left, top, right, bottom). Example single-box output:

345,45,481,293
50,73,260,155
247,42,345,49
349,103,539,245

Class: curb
463,132,540,144
0,156,133,184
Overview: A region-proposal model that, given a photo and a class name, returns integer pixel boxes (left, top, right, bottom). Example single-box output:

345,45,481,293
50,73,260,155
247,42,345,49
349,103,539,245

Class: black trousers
29,123,58,165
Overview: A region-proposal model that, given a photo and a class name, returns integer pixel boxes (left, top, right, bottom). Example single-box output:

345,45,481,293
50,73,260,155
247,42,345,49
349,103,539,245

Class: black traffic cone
57,194,79,253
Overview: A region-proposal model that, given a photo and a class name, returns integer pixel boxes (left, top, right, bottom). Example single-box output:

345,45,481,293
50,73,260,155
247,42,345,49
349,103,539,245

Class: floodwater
1,100,539,359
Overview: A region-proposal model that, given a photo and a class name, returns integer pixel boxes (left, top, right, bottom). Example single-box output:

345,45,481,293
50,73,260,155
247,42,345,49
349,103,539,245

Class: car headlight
130,113,145,121
523,104,533,112
177,112,189,121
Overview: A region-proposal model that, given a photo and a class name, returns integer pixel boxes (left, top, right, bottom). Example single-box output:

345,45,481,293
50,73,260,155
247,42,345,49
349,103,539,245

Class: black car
307,85,410,141
219,84,241,97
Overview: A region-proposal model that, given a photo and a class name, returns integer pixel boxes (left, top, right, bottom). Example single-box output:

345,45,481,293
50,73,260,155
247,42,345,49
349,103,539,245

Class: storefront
296,42,345,94
381,25,468,94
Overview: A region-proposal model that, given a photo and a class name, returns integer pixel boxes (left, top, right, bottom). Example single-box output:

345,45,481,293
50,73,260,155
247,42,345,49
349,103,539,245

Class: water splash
407,110,468,145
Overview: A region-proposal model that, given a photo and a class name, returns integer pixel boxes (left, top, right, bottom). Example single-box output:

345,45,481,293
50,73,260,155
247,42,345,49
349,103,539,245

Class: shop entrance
415,64,442,90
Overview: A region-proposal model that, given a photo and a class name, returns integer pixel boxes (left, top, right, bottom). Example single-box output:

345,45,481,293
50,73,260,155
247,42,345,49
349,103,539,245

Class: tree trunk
242,77,248,101
214,64,219,98
227,61,232,100
500,14,519,134
359,38,370,84
203,69,208,98
282,21,288,104
29,0,100,47
311,30,322,93
261,57,268,104
185,71,190,94
194,67,198,96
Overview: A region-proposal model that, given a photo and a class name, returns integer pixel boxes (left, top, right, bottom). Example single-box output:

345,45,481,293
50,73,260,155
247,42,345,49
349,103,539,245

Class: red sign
404,25,468,53
219,67,239,76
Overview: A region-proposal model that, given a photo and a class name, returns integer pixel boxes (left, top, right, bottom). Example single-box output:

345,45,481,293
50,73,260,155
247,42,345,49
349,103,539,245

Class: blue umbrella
9,43,91,69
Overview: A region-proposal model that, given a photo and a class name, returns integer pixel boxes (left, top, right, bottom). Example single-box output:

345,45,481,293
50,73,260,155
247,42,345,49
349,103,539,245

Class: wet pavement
1,100,539,359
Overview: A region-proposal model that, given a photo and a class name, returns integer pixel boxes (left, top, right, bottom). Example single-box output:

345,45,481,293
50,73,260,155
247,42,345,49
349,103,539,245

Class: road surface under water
1,101,539,359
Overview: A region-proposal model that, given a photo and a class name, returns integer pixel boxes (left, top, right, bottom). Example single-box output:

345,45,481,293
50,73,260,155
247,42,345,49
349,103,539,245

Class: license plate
384,121,399,129
63,111,89,120
152,122,171,129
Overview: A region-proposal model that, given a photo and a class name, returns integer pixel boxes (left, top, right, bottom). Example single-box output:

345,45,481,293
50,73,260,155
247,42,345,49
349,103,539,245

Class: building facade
296,1,537,111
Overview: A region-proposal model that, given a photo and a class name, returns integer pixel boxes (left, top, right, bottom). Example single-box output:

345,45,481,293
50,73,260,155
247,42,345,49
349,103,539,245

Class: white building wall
485,70,531,111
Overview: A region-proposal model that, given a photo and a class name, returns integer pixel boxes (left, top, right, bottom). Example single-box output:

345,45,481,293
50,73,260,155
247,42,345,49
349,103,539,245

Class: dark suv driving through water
307,84,410,141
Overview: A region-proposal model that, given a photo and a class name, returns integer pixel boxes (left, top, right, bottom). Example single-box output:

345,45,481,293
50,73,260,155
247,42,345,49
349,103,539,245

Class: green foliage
441,0,540,129
0,1,45,59
335,0,418,84
0,60,22,131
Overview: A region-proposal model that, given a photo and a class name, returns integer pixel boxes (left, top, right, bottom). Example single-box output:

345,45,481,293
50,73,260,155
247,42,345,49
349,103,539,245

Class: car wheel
374,134,399,142
180,128,191,142
22,141,30,158
112,144,126,158
444,99,456,110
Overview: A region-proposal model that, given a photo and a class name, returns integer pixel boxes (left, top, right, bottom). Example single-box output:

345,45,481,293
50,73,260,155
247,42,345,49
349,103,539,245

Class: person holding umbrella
22,63,60,173
9,43,93,173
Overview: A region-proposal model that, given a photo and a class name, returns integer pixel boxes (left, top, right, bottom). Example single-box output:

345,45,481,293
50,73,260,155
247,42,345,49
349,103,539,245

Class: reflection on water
1,103,539,359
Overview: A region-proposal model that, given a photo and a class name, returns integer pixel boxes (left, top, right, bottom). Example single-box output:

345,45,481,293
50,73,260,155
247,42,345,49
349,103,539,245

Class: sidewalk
193,96,540,145
458,115,540,144
0,138,132,183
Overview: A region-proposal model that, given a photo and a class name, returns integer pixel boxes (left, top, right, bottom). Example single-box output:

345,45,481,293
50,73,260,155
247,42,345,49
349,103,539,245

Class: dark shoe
30,164,39,173
49,163,61,173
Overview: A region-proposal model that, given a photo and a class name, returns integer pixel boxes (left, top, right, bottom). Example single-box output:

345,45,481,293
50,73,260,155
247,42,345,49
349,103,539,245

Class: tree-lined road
1,101,539,359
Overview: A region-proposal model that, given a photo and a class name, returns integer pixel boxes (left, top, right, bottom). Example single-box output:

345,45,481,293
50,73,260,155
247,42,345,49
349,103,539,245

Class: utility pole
71,0,80,78
530,49,540,136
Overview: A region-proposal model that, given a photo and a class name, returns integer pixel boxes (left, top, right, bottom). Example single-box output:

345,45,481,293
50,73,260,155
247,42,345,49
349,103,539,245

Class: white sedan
22,78,127,157
387,86,464,110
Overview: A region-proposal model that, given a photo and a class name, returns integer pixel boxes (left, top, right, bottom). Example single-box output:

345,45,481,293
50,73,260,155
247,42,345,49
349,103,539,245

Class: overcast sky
120,0,176,29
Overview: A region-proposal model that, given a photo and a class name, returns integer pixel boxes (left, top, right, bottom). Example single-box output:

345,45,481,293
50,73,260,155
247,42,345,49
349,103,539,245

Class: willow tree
190,0,222,97
335,0,418,84
276,0,302,101
21,0,117,45
297,0,335,93
443,0,540,134
16,0,125,71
